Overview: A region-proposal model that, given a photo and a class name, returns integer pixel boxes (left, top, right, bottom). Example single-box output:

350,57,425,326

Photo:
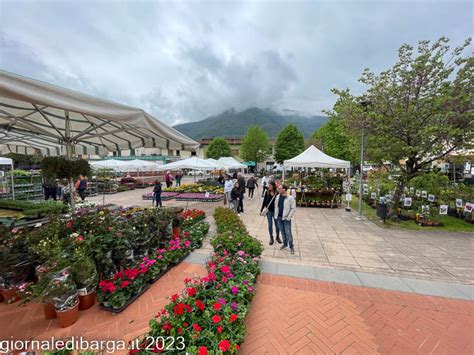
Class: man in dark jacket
153,181,162,207
237,173,246,213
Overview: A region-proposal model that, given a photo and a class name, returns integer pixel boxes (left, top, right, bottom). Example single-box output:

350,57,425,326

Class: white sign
422,205,430,213
416,190,421,197
371,192,377,199
409,187,414,193
456,199,463,208
465,203,473,213
421,191,428,198
439,205,448,215
205,191,210,198
346,193,352,201
363,188,369,195
385,195,392,202
404,197,412,207
428,194,435,202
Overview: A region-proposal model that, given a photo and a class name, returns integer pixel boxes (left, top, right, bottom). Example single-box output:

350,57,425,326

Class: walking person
260,181,282,245
75,175,87,201
261,174,269,197
237,173,246,213
274,184,297,254
165,171,173,188
230,181,241,215
246,175,258,200
224,175,234,209
153,180,162,208
175,171,182,187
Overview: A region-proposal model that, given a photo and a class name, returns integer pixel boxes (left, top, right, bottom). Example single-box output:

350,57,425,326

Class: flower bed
182,208,206,228
142,192,180,201
175,193,224,202
135,207,263,353
164,183,224,194
5,207,208,320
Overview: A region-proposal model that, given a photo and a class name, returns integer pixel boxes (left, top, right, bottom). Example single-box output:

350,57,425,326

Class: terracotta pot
56,301,79,328
78,289,96,311
2,288,20,303
43,303,57,320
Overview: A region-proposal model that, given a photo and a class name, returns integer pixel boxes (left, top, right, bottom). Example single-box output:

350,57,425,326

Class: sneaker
237,214,241,217
276,236,282,244
280,245,287,250
290,248,295,255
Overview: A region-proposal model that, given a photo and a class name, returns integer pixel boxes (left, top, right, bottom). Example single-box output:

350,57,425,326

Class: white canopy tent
217,157,246,169
283,145,350,179
156,156,218,171
0,70,199,156
90,159,162,172
0,156,15,199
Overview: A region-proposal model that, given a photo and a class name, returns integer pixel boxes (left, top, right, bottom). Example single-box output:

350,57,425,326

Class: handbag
260,193,277,217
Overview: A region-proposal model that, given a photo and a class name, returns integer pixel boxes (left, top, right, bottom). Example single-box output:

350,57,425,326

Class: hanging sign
409,187,414,194
428,194,435,202
421,191,428,198
439,205,448,215
346,193,352,201
456,199,463,208
416,190,421,197
404,197,412,207
363,188,369,195
385,195,392,202
371,192,377,199
464,203,473,213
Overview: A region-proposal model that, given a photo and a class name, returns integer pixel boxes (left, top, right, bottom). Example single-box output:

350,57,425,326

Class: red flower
124,268,140,280
187,287,197,297
220,265,230,274
211,315,221,324
170,294,179,302
213,302,221,311
139,266,148,274
162,322,172,331
173,303,186,315
235,344,240,350
76,235,84,242
221,275,227,283
197,346,208,355
218,340,231,352
195,299,205,311
230,314,238,323
177,327,182,334
217,326,223,333
66,220,73,229
183,322,189,327
193,323,202,332
121,280,130,288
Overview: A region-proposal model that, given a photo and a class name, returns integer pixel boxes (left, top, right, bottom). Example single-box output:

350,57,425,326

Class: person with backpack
260,181,281,245
75,175,87,201
246,175,258,200
153,180,162,207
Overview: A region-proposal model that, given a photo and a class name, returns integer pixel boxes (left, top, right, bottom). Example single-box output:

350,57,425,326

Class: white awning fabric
157,156,218,171
283,145,350,169
0,156,13,166
0,70,199,156
90,159,162,172
217,157,246,169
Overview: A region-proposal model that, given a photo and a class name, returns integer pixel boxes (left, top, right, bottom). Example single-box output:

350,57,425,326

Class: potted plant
44,268,79,328
71,254,98,310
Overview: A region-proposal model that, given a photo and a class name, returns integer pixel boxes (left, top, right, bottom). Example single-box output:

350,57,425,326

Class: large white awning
283,145,350,169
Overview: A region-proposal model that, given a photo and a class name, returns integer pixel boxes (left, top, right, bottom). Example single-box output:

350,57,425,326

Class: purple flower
242,280,249,285
218,298,227,305
231,286,239,295
248,286,255,293
231,301,238,310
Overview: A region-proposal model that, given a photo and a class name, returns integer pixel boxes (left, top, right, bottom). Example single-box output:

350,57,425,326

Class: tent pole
65,112,75,210
11,162,15,200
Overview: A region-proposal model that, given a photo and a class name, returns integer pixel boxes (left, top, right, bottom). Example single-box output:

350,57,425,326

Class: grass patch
349,197,474,233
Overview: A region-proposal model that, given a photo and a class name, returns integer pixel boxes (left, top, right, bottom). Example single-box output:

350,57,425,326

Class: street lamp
357,99,371,220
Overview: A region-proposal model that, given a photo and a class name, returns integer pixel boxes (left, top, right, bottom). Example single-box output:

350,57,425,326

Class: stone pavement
2,262,472,354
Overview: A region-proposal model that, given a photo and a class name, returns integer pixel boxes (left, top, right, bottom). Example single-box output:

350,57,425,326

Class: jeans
232,198,240,213
277,217,294,249
78,189,86,201
225,191,232,208
238,192,244,212
155,195,162,207
248,188,255,199
266,211,280,240
261,186,267,197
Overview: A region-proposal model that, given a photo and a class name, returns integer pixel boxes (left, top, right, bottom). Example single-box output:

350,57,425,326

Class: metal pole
357,127,364,220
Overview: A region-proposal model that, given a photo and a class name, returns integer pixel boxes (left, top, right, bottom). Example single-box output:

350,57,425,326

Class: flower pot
2,288,20,303
43,303,57,320
56,301,79,328
78,289,96,311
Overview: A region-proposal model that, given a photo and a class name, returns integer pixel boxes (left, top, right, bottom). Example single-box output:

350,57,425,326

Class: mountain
173,107,327,140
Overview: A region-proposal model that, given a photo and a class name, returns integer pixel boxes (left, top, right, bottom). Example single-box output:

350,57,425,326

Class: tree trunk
387,179,404,221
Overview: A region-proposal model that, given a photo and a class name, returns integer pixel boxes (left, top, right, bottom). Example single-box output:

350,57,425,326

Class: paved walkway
2,262,472,354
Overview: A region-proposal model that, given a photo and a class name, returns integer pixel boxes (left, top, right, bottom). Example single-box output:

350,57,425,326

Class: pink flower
231,286,238,295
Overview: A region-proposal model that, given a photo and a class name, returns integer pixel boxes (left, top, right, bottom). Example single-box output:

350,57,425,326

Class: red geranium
230,314,238,323
220,265,230,274
193,323,202,332
218,340,231,352
173,303,186,315
171,294,179,302
195,299,205,311
213,302,221,311
211,315,221,324
197,346,208,355
217,326,223,333
124,268,140,280
121,280,130,289
187,287,197,297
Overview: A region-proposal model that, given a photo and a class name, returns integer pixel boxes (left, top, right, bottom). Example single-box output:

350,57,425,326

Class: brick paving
2,262,473,354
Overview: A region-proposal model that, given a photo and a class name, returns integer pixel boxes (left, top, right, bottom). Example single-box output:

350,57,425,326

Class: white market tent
0,70,199,156
157,156,218,171
90,159,162,172
217,157,246,169
283,145,350,178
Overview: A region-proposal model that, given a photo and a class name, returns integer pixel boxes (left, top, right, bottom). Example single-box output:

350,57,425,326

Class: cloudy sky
1,0,472,125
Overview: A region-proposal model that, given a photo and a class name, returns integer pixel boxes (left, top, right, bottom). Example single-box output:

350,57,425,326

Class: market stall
217,156,246,170
283,145,350,208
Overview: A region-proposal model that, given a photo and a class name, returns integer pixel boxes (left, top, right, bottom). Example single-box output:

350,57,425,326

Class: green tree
329,37,473,219
274,124,305,164
240,126,271,163
311,116,359,164
205,137,232,159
